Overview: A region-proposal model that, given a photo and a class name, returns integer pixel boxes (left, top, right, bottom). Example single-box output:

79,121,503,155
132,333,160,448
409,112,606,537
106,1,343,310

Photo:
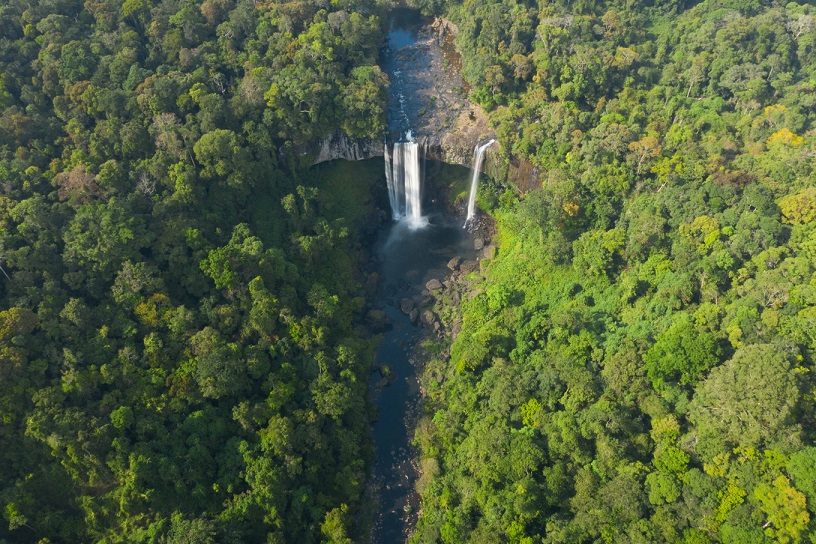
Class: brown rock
460,260,479,274
447,256,462,270
364,272,379,298
425,278,443,291
474,237,484,250
400,298,415,315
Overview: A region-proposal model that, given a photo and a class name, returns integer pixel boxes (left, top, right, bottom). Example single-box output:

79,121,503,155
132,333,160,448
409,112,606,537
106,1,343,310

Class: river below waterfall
367,202,478,543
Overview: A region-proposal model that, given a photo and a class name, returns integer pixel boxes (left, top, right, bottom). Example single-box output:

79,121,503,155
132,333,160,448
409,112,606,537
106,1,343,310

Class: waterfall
464,139,496,227
385,137,425,227
403,142,421,221
384,143,401,218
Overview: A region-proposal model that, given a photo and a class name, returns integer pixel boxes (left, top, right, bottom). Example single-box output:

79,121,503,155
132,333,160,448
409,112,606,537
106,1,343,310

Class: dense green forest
0,0,389,542
4,0,816,542
408,0,816,542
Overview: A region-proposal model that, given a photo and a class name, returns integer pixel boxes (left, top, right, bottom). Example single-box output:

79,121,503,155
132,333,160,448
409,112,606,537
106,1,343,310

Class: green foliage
689,344,801,458
644,313,722,388
411,1,816,541
0,0,387,541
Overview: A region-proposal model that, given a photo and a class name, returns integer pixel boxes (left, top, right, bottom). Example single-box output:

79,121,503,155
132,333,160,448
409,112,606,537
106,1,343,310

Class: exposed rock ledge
294,17,541,192
309,131,383,163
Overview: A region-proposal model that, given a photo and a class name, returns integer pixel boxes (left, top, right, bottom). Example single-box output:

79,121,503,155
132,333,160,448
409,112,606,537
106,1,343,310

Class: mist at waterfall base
464,139,495,227
384,138,428,229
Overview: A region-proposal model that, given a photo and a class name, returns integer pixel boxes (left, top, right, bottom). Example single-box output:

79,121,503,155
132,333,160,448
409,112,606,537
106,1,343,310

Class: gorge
366,8,487,542
3,0,813,543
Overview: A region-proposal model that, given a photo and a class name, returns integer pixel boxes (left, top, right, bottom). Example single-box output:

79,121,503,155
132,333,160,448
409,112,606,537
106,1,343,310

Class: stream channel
367,203,477,543
367,9,478,543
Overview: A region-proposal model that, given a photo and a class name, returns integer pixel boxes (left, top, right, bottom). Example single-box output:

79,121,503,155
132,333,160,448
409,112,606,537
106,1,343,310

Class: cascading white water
403,142,421,221
385,137,425,227
384,143,401,219
464,139,496,227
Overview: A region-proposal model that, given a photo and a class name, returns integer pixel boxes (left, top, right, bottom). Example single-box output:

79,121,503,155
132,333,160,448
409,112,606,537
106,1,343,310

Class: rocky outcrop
400,298,415,315
425,278,443,292
294,17,541,192
316,131,381,162
295,130,383,165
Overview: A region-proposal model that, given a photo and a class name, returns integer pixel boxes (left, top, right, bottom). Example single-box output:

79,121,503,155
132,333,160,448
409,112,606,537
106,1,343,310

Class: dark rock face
365,273,380,298
312,131,383,164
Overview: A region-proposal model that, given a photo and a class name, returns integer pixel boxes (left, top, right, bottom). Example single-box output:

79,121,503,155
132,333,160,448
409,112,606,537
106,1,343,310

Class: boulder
364,272,379,298
474,237,485,250
425,278,443,291
460,260,479,274
400,297,415,315
409,308,420,325
447,256,462,270
422,310,436,326
365,309,392,332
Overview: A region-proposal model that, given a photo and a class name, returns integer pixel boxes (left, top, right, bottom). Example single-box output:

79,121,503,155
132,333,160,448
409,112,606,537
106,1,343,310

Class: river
366,10,480,542
367,202,477,542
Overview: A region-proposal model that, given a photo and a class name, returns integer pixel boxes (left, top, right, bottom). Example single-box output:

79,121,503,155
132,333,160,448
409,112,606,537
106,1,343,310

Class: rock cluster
402,235,494,341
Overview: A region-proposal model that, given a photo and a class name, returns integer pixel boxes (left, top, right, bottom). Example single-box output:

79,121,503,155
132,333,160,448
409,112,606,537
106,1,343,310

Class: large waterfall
464,139,496,227
385,138,425,227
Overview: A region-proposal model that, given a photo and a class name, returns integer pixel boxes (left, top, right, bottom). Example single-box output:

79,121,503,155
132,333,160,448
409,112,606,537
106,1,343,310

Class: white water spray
385,136,425,227
464,139,496,227
384,143,400,218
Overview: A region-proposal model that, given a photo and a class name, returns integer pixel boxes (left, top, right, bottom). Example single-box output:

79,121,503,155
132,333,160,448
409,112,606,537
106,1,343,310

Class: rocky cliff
298,17,541,192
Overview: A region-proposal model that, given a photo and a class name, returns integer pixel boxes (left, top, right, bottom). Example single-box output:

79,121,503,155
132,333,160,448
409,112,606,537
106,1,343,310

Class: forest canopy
3,0,816,542
0,0,388,542
407,0,816,542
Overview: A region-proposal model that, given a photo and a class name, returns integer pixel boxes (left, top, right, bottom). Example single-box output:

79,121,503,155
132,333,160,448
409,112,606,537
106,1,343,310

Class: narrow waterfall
464,139,496,227
384,143,401,218
385,139,424,227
